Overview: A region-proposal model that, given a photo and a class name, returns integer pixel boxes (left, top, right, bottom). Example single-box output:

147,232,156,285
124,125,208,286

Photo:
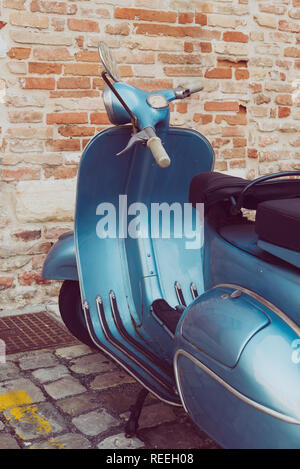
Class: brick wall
0,0,299,312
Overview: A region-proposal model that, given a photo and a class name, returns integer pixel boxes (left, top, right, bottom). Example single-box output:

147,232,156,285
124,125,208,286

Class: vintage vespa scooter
43,42,300,448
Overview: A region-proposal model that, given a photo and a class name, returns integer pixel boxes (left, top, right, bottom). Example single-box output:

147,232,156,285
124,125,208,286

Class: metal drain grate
0,312,80,355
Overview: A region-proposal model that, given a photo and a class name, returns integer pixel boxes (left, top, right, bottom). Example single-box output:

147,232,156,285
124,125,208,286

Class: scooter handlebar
147,136,171,168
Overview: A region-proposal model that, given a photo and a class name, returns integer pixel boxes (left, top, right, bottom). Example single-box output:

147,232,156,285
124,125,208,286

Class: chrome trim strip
174,349,300,425
213,283,300,338
82,299,180,407
190,283,198,300
175,281,186,306
97,296,171,391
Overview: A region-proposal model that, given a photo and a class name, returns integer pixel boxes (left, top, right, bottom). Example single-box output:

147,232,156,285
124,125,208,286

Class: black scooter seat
189,172,300,210
256,198,300,253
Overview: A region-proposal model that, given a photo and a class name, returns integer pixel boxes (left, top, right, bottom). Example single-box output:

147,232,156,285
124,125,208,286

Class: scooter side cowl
42,231,78,281
174,286,300,448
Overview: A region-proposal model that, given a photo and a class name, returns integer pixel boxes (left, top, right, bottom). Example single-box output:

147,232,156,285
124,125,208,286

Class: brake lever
117,127,156,156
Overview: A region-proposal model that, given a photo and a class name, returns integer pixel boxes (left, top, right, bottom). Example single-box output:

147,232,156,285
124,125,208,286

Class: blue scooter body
43,73,300,448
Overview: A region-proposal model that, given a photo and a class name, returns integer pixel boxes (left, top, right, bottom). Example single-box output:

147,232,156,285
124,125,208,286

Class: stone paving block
18,352,59,371
97,384,143,415
0,362,20,381
72,409,119,436
121,402,177,430
43,376,86,400
139,421,219,449
0,378,45,407
0,433,20,449
29,433,91,449
55,344,93,360
56,392,100,417
90,370,135,391
32,365,69,384
4,402,67,440
70,353,117,375
97,432,144,449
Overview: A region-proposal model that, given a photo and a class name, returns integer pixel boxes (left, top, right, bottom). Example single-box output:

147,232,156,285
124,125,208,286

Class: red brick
44,167,78,179
204,101,239,112
176,102,188,114
115,7,177,23
51,17,65,31
28,62,62,74
193,114,213,124
33,47,72,61
58,126,95,137
164,66,203,76
64,63,101,76
230,159,246,169
222,148,246,159
30,0,77,15
215,161,228,171
68,18,99,32
75,50,99,62
221,127,245,137
46,139,81,151
7,47,31,60
90,113,111,125
184,42,194,53
127,79,173,92
105,23,130,35
284,47,300,58
19,77,55,89
10,11,48,28
158,54,202,64
278,107,291,118
179,12,194,24
134,23,203,38
223,31,249,43
13,230,41,241
46,112,88,124
233,138,247,148
279,20,300,33
275,94,293,106
248,149,258,159
50,90,99,98
18,271,50,285
57,77,91,89
249,83,262,94
0,277,14,288
215,107,247,125
2,168,40,180
199,42,212,53
195,13,207,25
217,59,248,68
204,68,232,79
235,69,250,80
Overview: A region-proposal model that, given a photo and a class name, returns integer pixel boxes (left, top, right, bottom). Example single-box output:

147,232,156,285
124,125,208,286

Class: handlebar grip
147,137,171,168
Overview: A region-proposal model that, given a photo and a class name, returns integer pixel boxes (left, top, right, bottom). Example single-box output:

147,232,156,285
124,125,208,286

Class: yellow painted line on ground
0,390,32,412
7,404,52,440
29,439,65,450
0,390,63,447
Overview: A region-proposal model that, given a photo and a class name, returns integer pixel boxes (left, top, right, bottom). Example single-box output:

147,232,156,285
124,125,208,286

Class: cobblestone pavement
0,342,220,449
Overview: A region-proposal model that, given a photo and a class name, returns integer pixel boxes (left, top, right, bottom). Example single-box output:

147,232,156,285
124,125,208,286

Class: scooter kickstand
125,388,149,438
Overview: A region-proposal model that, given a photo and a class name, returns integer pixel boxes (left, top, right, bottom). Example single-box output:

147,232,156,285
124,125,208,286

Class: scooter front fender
42,231,78,281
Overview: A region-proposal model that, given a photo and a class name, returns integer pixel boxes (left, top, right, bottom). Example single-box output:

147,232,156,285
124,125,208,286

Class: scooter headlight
102,84,132,126
103,84,118,125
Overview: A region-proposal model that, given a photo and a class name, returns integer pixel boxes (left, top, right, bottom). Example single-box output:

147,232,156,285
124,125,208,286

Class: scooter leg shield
74,125,214,403
174,285,300,448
